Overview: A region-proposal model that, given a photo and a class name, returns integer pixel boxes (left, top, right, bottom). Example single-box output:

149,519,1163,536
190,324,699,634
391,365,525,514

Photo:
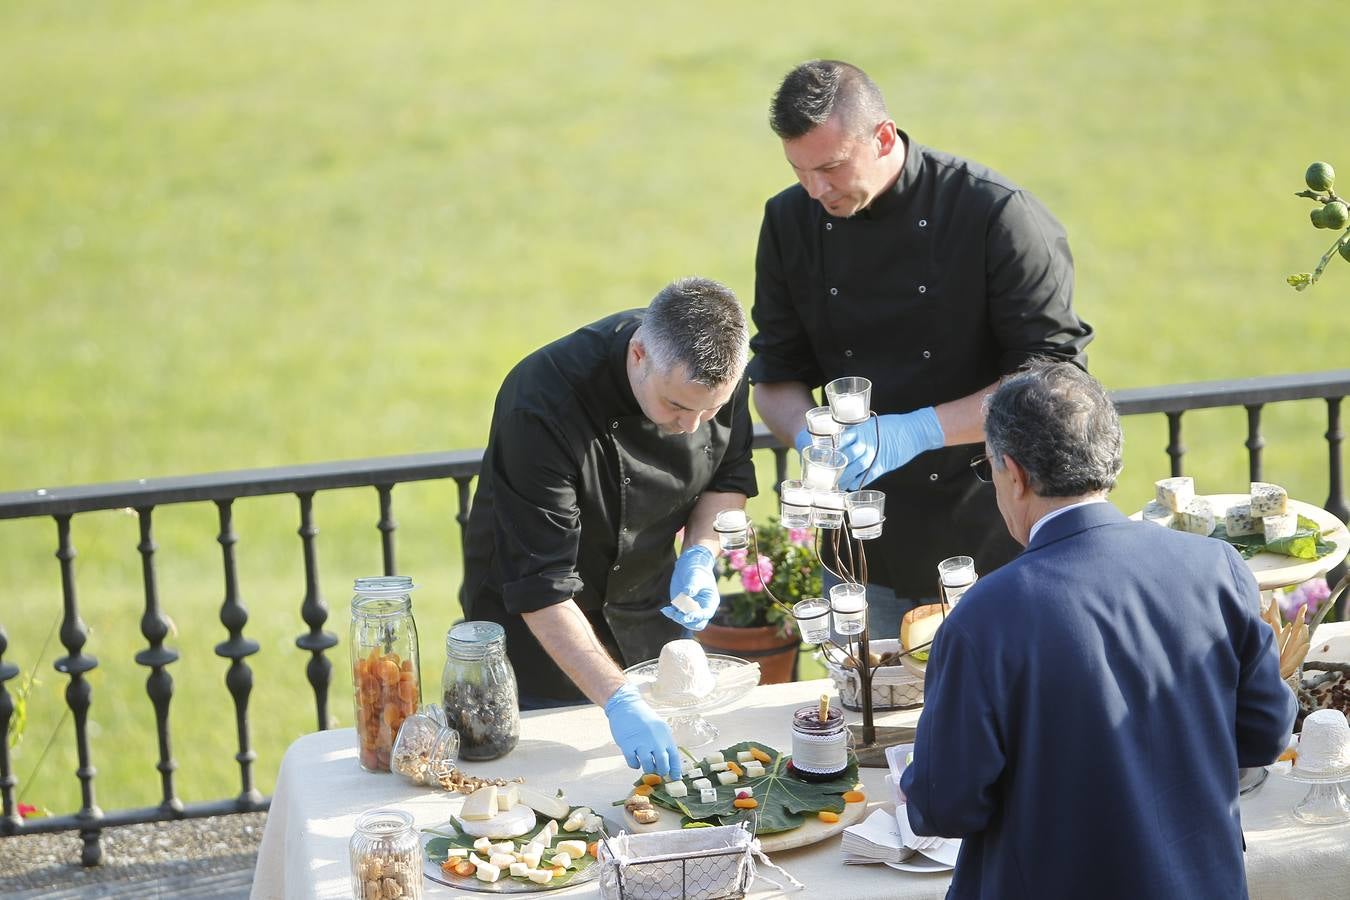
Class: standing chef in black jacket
462,277,757,779
751,60,1093,639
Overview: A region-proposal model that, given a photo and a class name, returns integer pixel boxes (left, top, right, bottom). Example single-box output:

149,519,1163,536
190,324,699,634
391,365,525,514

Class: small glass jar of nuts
349,808,422,900
391,704,460,787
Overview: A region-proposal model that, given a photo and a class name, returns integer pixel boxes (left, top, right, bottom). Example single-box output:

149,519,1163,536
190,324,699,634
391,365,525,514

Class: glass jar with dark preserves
442,621,519,760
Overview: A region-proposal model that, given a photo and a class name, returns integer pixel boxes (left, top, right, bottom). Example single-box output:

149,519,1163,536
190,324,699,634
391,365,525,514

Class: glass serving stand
623,655,760,748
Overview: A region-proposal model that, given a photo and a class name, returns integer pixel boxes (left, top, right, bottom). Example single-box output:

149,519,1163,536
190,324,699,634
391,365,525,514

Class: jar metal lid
446,620,506,655
354,575,415,595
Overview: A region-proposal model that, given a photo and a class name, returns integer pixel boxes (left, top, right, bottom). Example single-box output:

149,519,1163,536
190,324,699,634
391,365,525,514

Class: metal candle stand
734,377,943,765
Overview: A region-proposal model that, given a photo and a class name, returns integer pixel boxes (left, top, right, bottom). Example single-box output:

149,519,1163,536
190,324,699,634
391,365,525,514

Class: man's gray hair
769,59,890,141
643,277,748,388
984,360,1123,498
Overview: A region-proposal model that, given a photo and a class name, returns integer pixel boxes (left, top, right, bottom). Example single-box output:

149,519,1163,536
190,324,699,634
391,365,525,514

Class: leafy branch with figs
1288,161,1350,290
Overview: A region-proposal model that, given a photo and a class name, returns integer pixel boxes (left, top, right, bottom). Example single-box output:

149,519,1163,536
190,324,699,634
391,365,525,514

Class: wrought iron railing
1,370,1347,865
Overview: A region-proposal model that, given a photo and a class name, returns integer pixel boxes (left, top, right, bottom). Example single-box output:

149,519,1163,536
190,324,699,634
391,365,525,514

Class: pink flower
739,555,774,593
789,527,812,545
18,803,37,819
727,548,748,572
1279,577,1332,623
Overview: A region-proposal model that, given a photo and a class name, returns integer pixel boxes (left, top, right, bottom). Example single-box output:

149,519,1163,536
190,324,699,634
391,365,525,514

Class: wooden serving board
1129,495,1349,591
621,795,867,853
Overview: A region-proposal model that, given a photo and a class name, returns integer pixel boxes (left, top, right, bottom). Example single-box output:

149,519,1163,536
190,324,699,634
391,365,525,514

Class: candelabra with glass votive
812,490,847,529
713,508,750,551
792,597,832,643
829,583,868,635
845,491,886,540
805,405,845,446
801,446,847,491
779,480,813,528
938,556,978,606
825,377,873,425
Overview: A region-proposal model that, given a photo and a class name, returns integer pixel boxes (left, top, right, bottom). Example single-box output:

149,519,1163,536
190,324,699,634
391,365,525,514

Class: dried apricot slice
842,790,865,803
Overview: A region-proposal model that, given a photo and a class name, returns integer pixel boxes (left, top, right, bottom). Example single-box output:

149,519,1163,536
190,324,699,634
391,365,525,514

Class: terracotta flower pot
694,621,801,685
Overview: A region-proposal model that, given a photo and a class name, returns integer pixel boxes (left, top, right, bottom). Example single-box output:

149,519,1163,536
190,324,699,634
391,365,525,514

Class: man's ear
875,120,899,157
629,333,647,366
1002,454,1028,499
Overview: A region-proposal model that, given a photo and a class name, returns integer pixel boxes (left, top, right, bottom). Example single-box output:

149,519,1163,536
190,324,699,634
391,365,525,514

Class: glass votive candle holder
812,490,847,529
825,377,872,425
801,446,847,491
793,597,832,643
780,479,813,528
938,555,978,606
845,490,886,540
713,509,749,551
830,583,868,635
805,405,844,446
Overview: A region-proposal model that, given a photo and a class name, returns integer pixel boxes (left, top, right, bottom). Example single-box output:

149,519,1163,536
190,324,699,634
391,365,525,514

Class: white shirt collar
1027,498,1109,545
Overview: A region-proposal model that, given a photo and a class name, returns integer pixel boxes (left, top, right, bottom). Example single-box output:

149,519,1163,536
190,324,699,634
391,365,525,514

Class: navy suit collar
1023,501,1127,554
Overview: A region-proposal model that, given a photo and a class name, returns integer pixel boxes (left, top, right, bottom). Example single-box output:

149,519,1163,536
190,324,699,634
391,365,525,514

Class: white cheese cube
665,780,688,798
735,785,753,797
562,807,590,832
1263,512,1298,540
716,770,738,785
461,785,499,820
1155,476,1195,512
475,861,501,882
1224,502,1259,536
1140,500,1175,528
744,763,765,778
1251,482,1287,516
692,778,713,791
550,852,573,869
1176,497,1216,535
492,841,515,855
473,837,493,852
671,593,700,616
556,839,586,858
704,752,725,766
527,869,554,884
509,861,530,877
708,761,729,772
700,787,718,803
497,783,520,812
521,846,543,868
737,751,755,762
489,852,515,868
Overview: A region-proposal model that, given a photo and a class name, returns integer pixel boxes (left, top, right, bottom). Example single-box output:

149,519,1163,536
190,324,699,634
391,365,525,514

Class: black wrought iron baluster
1327,397,1348,524
132,507,182,815
376,484,397,576
1165,412,1186,477
1245,404,1265,483
295,492,337,732
213,499,262,807
51,514,103,865
454,475,473,611
0,626,20,833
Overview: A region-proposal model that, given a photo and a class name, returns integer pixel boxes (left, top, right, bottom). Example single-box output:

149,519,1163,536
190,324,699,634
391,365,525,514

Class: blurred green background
3,0,1346,814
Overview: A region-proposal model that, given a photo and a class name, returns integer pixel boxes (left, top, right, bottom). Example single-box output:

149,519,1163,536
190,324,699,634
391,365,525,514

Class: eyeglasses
970,453,993,483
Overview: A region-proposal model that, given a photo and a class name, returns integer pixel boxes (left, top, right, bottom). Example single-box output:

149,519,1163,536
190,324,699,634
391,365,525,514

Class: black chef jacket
749,133,1093,598
462,311,758,703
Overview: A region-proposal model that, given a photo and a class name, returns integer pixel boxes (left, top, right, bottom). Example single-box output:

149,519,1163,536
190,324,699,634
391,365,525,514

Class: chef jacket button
929,473,939,481
623,476,632,485
922,350,931,359
825,222,833,231
611,420,619,429
844,349,854,358
918,285,927,294
829,287,839,296
612,564,622,572
919,219,928,227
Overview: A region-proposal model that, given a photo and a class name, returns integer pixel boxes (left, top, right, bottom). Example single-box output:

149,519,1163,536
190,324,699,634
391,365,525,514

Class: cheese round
457,803,538,839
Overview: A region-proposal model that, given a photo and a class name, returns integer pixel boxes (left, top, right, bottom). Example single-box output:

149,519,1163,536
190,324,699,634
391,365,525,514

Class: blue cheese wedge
1155,476,1196,512
1250,482,1288,517
1225,502,1259,537
1176,497,1216,536
1141,500,1175,528
1262,512,1298,541
700,787,718,803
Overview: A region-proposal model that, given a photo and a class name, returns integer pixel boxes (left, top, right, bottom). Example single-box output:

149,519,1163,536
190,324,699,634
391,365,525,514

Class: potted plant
695,517,822,684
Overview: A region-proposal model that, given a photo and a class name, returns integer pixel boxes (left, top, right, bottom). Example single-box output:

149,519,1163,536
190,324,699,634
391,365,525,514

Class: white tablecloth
253,643,1350,900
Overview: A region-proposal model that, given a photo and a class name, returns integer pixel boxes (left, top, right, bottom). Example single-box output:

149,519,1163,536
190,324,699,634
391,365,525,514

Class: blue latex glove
793,426,814,455
836,407,944,489
605,682,682,779
661,545,720,631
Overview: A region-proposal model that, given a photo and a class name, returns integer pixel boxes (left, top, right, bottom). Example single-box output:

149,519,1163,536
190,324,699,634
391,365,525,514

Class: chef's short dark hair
770,60,890,140
984,359,1123,498
643,277,748,388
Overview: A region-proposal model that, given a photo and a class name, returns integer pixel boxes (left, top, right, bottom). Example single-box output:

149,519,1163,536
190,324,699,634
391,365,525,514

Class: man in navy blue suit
900,360,1296,898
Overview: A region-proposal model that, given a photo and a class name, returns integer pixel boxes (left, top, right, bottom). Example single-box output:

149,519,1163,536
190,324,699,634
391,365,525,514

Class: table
253,635,1350,900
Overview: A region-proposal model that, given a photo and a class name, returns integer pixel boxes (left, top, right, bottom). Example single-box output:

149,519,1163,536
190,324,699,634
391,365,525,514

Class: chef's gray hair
770,59,890,141
642,277,748,388
984,359,1123,498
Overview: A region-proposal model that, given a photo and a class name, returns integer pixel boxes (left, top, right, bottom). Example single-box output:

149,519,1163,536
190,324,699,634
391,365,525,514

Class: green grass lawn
3,1,1346,816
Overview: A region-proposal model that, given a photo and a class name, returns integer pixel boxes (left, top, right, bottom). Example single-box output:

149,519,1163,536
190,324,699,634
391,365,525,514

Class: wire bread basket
822,639,925,711
597,817,800,900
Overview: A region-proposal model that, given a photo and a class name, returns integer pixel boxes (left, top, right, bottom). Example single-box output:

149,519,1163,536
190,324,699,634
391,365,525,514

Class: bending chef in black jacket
462,277,757,779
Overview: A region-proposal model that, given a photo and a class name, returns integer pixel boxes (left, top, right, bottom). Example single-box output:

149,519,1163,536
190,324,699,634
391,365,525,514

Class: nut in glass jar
392,704,459,787
349,807,422,900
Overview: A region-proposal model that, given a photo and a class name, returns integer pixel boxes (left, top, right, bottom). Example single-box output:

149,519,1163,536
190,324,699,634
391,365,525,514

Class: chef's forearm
682,491,747,556
934,382,997,447
522,601,627,707
752,381,816,447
